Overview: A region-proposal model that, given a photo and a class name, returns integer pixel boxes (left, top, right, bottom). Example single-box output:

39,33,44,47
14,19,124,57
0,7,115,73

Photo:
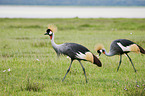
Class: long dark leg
79,60,88,83
117,55,122,72
62,60,73,82
125,53,137,72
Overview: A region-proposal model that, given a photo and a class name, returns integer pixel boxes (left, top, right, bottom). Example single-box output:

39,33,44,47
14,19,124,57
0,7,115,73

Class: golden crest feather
48,24,57,33
94,44,104,51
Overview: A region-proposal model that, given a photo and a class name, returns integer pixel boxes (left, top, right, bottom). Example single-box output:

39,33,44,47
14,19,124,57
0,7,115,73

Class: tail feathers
78,52,102,67
137,45,145,54
93,54,102,67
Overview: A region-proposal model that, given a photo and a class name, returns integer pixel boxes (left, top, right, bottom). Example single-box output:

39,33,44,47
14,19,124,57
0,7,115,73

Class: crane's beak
97,50,101,56
99,53,101,56
44,32,48,35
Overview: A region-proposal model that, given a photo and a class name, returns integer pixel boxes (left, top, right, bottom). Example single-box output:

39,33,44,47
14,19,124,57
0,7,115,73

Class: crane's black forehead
46,29,51,32
97,50,101,53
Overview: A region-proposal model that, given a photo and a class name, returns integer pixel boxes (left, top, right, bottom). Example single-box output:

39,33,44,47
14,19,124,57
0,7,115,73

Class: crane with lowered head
95,39,145,72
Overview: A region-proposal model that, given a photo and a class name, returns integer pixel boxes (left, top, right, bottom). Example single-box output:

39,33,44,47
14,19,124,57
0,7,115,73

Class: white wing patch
117,42,140,52
117,42,130,51
76,52,86,59
75,51,94,63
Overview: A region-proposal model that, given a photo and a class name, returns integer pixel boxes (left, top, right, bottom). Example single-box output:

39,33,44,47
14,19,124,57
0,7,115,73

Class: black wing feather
60,43,90,60
58,43,102,66
115,39,135,46
110,39,134,55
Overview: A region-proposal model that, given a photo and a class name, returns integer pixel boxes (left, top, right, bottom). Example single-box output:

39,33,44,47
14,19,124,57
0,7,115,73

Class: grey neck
50,34,59,53
104,49,114,56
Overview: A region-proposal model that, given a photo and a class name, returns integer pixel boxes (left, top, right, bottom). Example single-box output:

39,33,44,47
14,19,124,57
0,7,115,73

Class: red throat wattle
103,52,105,54
50,36,52,39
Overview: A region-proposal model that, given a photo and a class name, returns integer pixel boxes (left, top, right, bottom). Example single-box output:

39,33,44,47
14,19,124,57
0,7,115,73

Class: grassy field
0,18,145,96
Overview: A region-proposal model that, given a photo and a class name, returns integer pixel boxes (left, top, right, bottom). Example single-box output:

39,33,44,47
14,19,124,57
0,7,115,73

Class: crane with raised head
95,39,145,72
44,25,102,83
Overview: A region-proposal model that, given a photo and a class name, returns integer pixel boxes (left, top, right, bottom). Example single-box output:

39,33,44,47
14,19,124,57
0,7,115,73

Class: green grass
0,18,145,96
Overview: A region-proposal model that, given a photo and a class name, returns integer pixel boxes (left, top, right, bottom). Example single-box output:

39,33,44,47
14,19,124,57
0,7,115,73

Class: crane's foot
86,80,88,83
134,70,137,73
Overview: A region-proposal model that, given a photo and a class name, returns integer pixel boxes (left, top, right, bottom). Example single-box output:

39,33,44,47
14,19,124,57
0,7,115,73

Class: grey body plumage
53,43,89,59
109,39,135,55
45,27,102,83
97,39,145,72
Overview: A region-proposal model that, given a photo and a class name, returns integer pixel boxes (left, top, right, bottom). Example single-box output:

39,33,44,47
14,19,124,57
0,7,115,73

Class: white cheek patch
49,31,53,35
100,50,103,53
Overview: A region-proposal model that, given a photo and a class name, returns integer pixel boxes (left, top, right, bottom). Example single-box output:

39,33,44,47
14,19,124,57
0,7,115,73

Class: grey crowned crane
44,25,102,83
95,39,145,72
